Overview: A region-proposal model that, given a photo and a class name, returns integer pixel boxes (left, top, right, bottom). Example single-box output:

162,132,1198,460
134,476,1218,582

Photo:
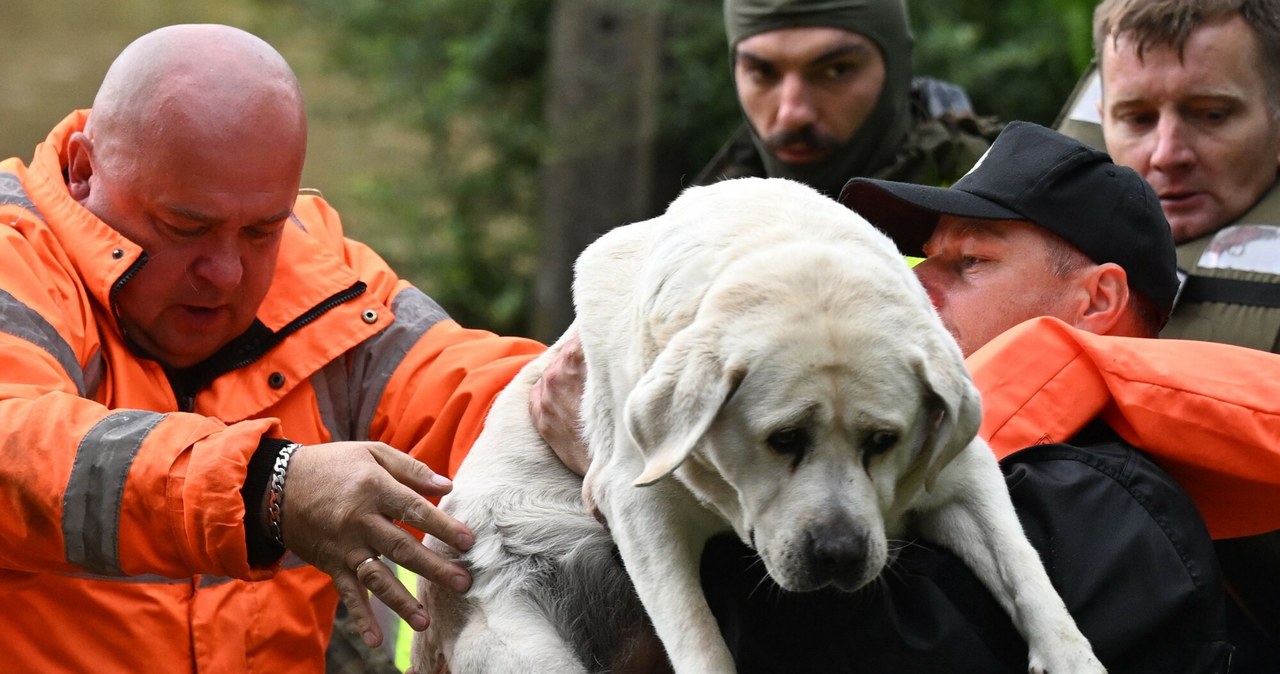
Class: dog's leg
917,447,1106,674
599,481,736,674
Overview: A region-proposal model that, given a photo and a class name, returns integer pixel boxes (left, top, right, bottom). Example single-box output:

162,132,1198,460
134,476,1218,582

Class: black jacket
702,422,1247,673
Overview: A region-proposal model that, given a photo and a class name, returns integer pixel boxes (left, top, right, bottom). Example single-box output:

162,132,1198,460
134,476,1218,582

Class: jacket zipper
223,281,368,373
138,278,368,412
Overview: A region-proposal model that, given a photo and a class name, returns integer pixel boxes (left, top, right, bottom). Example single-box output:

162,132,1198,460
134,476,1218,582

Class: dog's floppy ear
623,325,742,487
902,351,983,494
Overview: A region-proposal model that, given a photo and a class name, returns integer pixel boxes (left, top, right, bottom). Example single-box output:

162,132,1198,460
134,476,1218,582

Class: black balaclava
724,0,915,198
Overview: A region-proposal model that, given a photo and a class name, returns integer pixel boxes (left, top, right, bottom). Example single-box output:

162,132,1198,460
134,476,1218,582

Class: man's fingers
368,443,455,497
332,570,382,648
382,534,472,595
378,485,475,555
529,335,591,476
357,556,430,631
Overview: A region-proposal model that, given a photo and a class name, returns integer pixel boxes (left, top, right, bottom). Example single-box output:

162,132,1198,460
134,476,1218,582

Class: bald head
65,25,312,368
87,24,307,175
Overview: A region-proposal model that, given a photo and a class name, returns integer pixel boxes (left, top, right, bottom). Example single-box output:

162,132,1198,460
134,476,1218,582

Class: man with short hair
1059,0,1280,353
695,0,998,198
845,124,1175,353
1077,0,1280,654
0,24,544,672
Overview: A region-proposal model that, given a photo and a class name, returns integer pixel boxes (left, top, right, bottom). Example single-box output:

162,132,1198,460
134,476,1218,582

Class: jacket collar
26,110,370,335
25,111,391,420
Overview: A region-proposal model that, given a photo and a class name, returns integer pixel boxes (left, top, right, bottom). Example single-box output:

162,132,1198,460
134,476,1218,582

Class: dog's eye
767,428,810,457
863,431,898,456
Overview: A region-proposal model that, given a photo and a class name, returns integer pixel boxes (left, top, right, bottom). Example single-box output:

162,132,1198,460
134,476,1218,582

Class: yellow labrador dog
416,177,1103,673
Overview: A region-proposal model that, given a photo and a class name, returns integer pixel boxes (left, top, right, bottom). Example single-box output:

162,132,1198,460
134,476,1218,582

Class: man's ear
1073,262,1130,334
66,131,94,202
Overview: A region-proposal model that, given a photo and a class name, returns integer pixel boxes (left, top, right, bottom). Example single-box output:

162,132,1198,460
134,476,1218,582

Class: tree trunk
535,0,662,342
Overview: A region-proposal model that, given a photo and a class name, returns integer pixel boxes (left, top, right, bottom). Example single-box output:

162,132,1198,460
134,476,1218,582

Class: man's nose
193,241,244,290
775,74,818,130
1148,116,1196,172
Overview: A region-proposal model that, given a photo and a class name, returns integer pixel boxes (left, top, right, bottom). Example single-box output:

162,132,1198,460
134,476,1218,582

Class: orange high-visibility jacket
0,111,544,673
970,316,1280,540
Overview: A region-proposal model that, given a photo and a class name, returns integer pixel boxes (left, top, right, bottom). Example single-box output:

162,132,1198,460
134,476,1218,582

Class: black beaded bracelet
265,442,301,548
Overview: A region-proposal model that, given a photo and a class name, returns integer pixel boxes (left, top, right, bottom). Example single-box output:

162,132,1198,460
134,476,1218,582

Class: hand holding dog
529,333,590,476
276,442,476,648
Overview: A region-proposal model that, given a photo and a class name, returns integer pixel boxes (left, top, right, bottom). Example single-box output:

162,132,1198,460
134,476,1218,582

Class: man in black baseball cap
527,122,1248,670
839,120,1180,355
696,122,1241,672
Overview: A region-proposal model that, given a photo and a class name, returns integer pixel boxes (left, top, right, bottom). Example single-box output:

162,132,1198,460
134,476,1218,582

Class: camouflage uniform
1164,194,1280,354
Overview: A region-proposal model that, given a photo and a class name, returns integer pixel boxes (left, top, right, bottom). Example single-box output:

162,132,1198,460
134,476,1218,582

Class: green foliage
910,0,1098,125
654,2,742,187
279,0,1099,335
284,0,555,335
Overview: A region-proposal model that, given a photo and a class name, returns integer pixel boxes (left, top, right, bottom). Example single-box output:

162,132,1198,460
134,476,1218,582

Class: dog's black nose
805,524,868,587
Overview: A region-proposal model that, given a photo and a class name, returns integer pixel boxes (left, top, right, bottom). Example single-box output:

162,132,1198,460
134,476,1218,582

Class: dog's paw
1028,648,1106,674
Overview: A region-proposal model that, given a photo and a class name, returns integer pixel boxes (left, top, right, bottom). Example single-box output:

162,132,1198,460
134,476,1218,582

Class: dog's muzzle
804,522,874,591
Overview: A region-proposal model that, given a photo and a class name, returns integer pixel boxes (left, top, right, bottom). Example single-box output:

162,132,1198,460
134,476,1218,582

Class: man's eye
246,226,283,241
170,225,205,238
739,61,776,83
819,62,856,80
1118,111,1157,130
1198,108,1230,124
960,255,983,270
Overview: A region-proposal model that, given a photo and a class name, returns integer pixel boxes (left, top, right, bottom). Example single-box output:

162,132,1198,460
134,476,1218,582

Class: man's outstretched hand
273,333,592,650
276,441,474,648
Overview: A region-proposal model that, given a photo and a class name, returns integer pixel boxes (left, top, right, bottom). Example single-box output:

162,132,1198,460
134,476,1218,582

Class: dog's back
574,177,910,364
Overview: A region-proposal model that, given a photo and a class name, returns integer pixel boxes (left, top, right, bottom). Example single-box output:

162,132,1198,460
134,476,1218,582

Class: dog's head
623,233,982,593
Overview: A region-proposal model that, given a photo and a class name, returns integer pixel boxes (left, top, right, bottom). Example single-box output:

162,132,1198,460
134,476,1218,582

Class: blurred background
0,0,1097,342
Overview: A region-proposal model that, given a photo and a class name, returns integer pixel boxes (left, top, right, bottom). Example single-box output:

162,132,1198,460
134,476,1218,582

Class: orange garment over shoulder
969,316,1280,539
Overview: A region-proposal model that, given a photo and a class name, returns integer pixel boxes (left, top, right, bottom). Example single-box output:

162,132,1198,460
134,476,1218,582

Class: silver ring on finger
354,555,382,575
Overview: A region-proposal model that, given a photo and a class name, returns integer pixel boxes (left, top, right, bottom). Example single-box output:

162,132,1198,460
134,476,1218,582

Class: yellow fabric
395,562,419,671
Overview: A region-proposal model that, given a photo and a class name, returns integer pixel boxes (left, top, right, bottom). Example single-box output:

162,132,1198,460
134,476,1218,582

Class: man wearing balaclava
696,0,999,198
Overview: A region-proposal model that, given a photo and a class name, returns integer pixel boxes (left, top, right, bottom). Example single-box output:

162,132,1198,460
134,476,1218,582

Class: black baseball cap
837,121,1179,317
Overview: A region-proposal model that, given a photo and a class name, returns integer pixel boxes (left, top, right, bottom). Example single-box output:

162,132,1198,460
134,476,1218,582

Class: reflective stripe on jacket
969,316,1280,539
0,111,544,673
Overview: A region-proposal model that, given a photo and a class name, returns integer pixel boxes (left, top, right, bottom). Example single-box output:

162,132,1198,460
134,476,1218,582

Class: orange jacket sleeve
291,193,545,478
373,318,544,478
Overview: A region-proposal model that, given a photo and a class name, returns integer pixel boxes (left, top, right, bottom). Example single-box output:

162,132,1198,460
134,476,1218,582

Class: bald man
0,24,543,672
